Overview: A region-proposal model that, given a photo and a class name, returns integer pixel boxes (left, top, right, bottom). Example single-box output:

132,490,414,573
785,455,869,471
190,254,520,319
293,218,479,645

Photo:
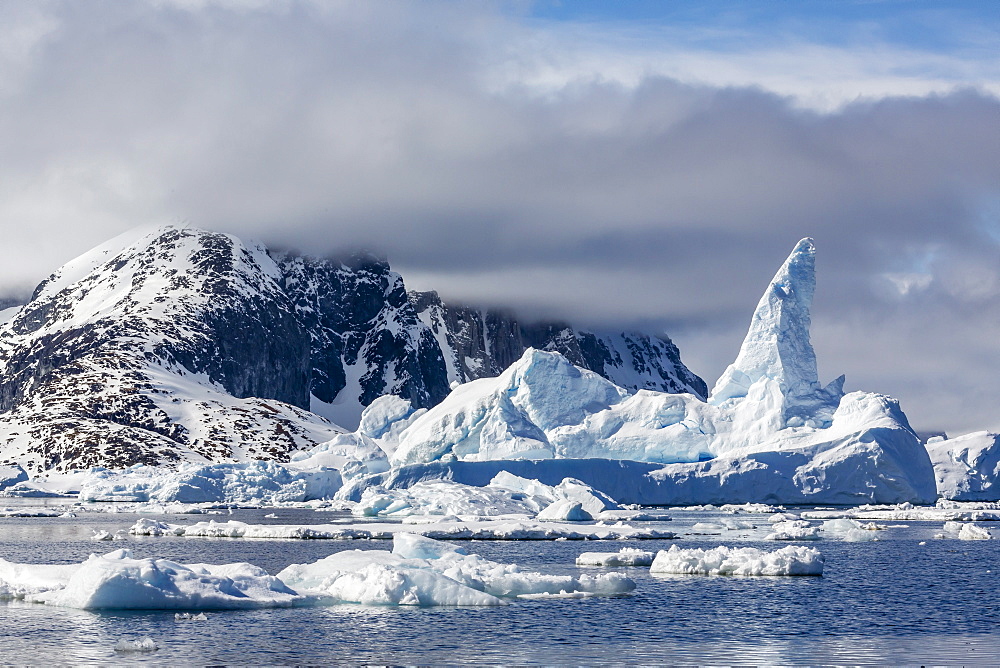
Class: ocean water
0,506,998,664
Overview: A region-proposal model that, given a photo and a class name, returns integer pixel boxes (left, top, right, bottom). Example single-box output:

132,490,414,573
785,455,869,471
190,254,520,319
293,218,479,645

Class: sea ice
649,545,824,576
114,637,158,652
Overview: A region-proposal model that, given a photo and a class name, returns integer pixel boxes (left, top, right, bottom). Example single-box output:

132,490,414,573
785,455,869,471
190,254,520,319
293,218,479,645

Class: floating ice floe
0,549,306,610
129,517,676,541
277,533,634,606
114,637,158,652
801,500,1000,523
765,520,821,541
175,612,208,621
940,521,993,540
821,518,879,542
576,548,655,567
649,545,824,576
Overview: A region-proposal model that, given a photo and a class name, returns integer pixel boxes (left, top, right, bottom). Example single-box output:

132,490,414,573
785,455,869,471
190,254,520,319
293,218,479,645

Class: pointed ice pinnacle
710,238,843,418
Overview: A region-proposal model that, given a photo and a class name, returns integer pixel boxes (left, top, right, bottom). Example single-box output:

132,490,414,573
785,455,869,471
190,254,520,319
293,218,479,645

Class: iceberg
649,544,824,576
277,533,635,606
926,432,1000,501
332,239,934,506
0,536,632,610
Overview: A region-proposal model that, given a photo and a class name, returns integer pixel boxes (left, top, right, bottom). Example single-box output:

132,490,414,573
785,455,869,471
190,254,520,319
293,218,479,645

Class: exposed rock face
410,290,708,399
275,252,451,428
0,227,340,473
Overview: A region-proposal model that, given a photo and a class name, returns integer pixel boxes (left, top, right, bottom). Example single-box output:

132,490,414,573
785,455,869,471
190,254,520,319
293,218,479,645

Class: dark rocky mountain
274,251,451,428
409,290,708,399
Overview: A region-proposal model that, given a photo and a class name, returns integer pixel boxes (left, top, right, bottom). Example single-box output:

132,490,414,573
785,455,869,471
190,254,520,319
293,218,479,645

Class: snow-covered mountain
0,227,342,473
342,238,936,504
410,290,707,398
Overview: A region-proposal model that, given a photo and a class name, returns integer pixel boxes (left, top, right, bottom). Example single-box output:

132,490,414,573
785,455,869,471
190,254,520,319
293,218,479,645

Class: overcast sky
0,0,998,435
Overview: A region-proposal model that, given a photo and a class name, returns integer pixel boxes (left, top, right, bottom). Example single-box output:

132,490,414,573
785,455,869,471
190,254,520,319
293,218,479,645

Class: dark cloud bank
0,1,998,434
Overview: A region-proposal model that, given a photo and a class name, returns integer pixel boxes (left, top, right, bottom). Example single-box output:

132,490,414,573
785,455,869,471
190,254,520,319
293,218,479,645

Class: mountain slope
0,227,341,473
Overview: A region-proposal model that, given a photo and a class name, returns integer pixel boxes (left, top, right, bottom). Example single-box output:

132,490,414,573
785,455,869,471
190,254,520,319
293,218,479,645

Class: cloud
0,1,998,434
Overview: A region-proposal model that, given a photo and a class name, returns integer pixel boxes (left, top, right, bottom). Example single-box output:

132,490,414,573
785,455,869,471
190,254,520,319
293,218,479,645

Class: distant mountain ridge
0,226,706,472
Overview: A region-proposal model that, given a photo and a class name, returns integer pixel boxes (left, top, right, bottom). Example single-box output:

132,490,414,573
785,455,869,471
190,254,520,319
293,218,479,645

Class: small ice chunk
114,637,158,652
959,523,992,540
90,530,113,542
576,548,655,567
174,612,208,621
650,544,824,576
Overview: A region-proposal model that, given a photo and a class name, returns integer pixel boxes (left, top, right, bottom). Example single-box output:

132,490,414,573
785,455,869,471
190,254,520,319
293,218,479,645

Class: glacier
332,238,936,505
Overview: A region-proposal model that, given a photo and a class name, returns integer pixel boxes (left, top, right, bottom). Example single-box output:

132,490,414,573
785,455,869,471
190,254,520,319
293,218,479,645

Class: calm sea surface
0,505,997,665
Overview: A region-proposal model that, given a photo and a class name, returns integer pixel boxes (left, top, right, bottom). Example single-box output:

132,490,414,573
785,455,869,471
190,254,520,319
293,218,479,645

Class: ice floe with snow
0,549,307,610
278,533,635,606
650,545,824,576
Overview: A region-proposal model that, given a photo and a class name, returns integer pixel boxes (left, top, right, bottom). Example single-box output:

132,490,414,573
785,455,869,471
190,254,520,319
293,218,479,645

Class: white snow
649,544,824,576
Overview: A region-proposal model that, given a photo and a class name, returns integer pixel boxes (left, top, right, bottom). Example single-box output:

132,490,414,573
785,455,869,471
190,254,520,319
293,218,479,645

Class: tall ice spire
710,238,839,414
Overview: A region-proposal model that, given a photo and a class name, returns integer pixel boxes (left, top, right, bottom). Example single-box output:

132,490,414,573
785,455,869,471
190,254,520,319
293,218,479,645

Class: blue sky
0,0,997,434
